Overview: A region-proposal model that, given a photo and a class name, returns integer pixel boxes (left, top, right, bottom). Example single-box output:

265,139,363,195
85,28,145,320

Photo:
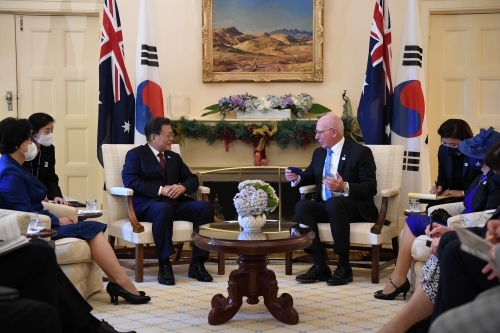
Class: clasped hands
161,184,186,199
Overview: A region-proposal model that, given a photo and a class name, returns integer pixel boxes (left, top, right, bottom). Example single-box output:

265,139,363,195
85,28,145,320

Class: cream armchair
2,204,102,299
102,144,224,283
285,145,404,283
408,203,495,289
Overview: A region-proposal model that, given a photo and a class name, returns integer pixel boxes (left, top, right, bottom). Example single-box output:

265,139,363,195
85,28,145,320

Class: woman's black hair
437,119,473,140
484,141,500,172
28,112,55,132
0,117,32,154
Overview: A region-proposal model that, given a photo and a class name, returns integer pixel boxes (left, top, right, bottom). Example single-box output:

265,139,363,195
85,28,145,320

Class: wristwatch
343,182,349,197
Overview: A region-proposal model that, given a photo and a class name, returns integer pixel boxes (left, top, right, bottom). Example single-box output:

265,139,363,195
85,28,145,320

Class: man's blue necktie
324,149,332,200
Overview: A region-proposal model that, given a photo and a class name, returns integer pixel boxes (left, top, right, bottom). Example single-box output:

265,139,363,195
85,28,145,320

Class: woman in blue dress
375,127,500,301
0,117,150,305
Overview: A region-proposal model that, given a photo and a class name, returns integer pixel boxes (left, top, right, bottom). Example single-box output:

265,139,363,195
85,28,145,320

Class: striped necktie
324,149,332,200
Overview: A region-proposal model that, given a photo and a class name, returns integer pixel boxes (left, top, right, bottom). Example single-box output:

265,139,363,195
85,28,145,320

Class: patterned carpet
88,262,407,332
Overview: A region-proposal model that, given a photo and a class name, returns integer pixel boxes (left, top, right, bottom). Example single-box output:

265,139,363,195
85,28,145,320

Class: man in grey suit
430,219,500,333
285,113,378,286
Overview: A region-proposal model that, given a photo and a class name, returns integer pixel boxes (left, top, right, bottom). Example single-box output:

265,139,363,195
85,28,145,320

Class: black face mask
447,147,460,156
493,174,500,188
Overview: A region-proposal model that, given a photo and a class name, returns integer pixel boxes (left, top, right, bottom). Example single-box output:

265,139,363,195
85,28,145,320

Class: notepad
408,193,447,201
455,227,492,262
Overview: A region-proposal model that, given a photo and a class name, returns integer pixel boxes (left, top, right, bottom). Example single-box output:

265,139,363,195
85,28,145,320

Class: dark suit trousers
295,196,365,261
0,239,94,332
137,198,214,262
431,230,500,322
0,298,62,333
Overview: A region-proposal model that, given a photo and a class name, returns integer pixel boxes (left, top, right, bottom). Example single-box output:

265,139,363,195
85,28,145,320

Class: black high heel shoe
106,282,151,305
106,282,146,296
374,277,411,300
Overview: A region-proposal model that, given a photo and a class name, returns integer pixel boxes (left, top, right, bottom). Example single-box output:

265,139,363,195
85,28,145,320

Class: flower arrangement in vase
202,93,330,119
233,180,279,230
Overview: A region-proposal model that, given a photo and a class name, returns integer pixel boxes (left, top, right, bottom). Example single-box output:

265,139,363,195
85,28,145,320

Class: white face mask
35,133,54,147
21,142,38,161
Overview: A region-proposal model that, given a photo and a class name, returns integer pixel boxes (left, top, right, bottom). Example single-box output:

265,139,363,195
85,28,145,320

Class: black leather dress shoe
327,266,353,286
97,320,136,333
188,262,213,282
158,263,175,285
295,264,332,283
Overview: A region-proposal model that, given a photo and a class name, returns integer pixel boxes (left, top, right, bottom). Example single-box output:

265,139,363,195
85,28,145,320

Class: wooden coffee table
78,211,103,221
192,221,314,325
25,229,57,239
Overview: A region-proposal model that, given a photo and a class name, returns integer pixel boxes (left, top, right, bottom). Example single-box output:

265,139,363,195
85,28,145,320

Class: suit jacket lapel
142,144,167,182
337,139,351,174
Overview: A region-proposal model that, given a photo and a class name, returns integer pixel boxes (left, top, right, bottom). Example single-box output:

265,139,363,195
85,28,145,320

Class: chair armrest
447,209,495,228
299,185,316,194
196,186,210,194
109,187,134,196
428,202,464,217
42,202,78,221
380,187,400,197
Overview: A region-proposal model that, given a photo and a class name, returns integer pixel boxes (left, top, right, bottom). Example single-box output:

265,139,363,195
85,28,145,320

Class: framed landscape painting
202,0,324,82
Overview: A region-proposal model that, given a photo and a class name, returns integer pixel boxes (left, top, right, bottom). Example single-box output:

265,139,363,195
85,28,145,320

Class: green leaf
308,103,331,114
200,104,221,117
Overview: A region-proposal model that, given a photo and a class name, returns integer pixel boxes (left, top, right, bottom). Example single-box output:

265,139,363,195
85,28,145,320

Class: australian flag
357,0,393,145
97,0,135,165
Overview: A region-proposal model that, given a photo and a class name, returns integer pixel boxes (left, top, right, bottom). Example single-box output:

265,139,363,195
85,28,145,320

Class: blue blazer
298,139,379,222
122,144,199,216
0,154,59,227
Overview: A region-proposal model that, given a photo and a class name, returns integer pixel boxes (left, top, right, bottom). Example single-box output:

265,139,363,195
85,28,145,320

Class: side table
26,229,57,239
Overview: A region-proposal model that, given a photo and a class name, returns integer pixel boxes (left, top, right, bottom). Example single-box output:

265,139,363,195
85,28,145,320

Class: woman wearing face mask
23,112,67,205
0,117,150,306
375,127,500,303
430,119,482,199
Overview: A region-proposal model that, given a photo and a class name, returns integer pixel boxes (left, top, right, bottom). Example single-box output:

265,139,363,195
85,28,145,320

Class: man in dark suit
122,117,214,285
285,114,378,286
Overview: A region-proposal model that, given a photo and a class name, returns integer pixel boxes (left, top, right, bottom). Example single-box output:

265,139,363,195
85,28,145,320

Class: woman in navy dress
23,112,68,205
0,117,150,305
428,119,482,204
375,127,500,301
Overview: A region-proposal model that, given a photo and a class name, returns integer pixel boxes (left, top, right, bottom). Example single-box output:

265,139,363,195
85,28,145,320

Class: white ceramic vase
237,230,267,241
237,213,266,231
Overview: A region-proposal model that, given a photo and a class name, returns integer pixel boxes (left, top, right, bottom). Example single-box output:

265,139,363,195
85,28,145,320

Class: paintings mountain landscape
212,26,313,73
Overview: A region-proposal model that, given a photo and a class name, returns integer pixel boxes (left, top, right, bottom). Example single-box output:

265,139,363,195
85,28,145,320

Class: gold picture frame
202,0,324,83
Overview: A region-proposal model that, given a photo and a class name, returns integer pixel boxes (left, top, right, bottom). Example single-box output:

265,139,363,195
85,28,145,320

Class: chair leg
392,236,399,259
217,253,225,275
371,244,380,284
173,242,184,261
285,252,292,275
135,244,144,283
108,235,116,249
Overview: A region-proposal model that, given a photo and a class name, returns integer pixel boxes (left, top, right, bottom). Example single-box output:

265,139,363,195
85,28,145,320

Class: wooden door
428,13,500,182
15,14,101,205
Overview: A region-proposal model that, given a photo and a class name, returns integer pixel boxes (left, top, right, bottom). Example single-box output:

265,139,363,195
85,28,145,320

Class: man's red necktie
157,152,166,170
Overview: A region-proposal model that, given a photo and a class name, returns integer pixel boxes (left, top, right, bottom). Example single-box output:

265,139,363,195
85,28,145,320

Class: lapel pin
464,163,468,166
44,162,49,167
167,156,171,159
341,156,346,160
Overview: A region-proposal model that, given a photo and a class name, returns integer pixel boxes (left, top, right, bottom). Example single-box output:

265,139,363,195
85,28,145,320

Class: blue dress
0,154,106,240
407,174,489,237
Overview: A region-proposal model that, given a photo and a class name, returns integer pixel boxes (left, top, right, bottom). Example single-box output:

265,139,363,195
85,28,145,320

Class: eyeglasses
315,128,334,135
157,133,175,139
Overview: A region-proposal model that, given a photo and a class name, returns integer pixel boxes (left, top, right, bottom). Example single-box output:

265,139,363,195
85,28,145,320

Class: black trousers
432,229,500,321
0,239,96,332
294,196,365,261
137,198,214,262
0,298,62,333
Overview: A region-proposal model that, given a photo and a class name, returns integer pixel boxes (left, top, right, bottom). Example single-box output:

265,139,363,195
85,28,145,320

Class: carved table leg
208,268,247,325
207,254,299,325
260,268,299,324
